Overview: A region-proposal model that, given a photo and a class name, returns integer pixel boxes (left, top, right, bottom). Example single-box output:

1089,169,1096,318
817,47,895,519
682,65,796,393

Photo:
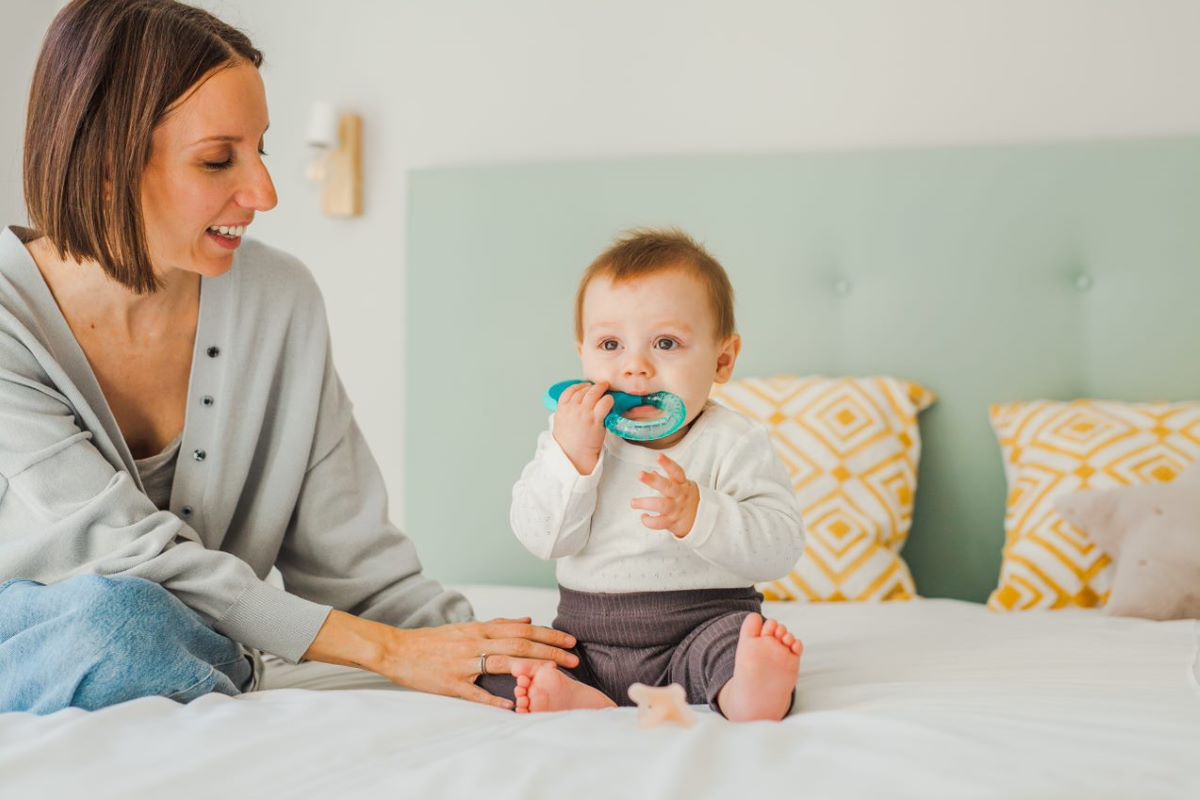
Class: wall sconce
306,102,363,218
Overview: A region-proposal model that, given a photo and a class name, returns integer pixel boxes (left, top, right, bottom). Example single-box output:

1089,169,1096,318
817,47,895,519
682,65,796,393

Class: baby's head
575,228,742,445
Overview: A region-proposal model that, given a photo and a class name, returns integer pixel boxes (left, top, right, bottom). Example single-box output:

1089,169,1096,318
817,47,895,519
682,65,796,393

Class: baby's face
578,267,740,447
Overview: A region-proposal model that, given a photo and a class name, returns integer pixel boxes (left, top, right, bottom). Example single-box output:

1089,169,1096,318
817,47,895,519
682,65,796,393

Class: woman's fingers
485,617,532,625
458,681,515,710
487,637,579,668
484,655,552,678
477,622,576,649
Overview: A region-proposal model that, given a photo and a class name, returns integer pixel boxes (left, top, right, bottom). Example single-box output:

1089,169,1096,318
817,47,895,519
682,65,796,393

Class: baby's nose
624,356,653,375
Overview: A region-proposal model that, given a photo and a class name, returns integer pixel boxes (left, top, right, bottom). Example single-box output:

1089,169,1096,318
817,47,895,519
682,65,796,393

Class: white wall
0,1,57,226
5,0,1200,523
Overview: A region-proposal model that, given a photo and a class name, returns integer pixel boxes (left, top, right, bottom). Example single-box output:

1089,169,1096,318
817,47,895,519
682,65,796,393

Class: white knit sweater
510,401,805,592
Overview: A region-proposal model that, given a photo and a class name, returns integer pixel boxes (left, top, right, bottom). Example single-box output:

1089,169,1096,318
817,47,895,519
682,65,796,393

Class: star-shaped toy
627,682,697,728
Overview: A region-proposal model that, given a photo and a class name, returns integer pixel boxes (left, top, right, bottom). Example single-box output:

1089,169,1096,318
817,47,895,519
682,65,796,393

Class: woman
0,0,575,714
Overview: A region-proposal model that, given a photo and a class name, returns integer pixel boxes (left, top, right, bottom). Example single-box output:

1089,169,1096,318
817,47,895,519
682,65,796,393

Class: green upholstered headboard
405,136,1200,603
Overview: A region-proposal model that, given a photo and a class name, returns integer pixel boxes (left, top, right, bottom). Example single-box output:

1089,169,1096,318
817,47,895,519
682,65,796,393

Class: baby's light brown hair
574,228,736,342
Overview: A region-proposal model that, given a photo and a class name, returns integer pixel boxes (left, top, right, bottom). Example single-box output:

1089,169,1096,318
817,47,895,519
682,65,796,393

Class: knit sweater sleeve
675,423,806,582
509,417,604,561
273,335,473,632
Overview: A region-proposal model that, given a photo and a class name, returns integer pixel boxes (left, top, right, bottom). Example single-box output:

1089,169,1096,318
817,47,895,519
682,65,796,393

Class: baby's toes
761,618,778,637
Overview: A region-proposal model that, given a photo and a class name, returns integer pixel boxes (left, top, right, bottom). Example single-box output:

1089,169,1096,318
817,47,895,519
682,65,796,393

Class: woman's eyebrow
191,124,270,146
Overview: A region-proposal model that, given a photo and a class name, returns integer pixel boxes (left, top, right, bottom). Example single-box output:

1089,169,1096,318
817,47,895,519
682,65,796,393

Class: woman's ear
714,334,742,384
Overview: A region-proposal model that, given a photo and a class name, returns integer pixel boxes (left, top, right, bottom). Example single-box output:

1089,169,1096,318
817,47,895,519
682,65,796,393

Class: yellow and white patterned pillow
988,400,1200,611
711,376,935,602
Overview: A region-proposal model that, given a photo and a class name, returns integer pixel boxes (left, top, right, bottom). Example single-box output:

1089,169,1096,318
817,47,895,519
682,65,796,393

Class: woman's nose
237,158,278,212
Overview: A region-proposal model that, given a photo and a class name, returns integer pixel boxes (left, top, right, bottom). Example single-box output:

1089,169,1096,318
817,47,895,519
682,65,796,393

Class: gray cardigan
0,225,471,662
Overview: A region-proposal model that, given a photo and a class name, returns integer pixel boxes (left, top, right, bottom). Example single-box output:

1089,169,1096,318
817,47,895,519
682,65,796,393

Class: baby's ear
714,335,742,383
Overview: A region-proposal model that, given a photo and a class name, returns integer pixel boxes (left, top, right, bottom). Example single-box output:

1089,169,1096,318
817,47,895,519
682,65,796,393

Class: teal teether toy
544,380,687,442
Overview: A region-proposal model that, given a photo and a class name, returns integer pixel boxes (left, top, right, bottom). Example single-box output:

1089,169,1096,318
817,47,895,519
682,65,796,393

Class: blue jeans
0,575,253,714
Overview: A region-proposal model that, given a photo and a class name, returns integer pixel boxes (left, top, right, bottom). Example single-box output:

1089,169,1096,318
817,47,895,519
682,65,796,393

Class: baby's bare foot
717,613,803,722
511,661,616,714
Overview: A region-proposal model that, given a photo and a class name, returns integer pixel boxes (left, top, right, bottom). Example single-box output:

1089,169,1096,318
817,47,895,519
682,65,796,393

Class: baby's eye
654,338,679,351
600,339,619,351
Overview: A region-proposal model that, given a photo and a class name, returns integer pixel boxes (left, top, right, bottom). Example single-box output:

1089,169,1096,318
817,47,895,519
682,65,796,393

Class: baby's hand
552,381,614,475
633,454,700,538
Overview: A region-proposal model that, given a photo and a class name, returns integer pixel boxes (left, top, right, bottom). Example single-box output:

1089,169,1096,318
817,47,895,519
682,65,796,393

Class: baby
503,228,806,722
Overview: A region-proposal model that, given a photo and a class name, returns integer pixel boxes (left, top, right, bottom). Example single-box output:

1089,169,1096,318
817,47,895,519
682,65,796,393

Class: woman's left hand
303,610,579,710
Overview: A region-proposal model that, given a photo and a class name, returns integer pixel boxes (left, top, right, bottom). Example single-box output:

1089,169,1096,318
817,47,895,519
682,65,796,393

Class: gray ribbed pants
479,585,762,712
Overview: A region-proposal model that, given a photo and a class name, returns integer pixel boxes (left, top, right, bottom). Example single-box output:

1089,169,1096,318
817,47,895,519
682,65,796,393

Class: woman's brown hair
23,0,262,294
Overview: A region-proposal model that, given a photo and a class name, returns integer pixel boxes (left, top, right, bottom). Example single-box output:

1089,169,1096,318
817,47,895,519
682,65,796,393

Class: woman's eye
203,159,233,171
600,340,619,351
655,338,678,351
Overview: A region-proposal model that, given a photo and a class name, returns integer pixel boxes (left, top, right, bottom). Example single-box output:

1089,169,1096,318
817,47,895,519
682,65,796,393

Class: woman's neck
25,236,199,339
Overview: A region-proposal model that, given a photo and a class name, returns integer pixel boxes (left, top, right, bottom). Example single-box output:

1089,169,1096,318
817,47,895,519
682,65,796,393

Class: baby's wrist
552,431,601,476
565,449,599,476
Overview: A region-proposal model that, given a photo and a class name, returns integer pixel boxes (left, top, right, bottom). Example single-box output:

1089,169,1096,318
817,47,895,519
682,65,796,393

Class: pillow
1054,462,1200,620
988,399,1200,611
710,376,935,602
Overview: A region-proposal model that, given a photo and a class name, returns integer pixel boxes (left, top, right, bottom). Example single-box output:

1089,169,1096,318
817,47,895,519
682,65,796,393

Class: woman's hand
552,381,614,475
303,611,579,710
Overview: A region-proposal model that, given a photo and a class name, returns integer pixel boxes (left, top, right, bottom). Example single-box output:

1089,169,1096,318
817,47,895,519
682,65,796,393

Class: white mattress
2,585,1197,799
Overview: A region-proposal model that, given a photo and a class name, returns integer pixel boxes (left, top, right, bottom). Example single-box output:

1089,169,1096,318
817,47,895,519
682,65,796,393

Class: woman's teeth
208,225,246,238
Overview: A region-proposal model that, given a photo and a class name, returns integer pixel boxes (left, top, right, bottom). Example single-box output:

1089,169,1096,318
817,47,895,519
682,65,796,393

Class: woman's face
140,62,277,279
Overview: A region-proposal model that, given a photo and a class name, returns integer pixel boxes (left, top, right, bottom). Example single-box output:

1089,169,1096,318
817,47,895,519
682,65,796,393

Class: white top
510,401,805,592
133,434,182,511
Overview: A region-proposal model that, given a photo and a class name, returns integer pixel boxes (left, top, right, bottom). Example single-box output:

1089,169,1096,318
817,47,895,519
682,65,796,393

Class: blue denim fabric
0,575,252,714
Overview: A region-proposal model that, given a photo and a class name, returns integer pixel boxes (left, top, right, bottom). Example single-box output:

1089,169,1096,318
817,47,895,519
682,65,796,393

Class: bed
6,138,1200,797
1,584,1197,798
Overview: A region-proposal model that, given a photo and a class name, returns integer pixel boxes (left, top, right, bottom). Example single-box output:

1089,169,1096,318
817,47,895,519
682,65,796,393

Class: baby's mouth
622,405,665,421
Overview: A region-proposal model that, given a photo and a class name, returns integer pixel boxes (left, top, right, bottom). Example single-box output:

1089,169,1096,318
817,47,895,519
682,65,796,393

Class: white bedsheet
2,585,1197,799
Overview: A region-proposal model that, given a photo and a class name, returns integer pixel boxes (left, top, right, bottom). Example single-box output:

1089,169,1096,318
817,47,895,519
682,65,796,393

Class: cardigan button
201,395,214,407
193,449,207,462
206,346,221,358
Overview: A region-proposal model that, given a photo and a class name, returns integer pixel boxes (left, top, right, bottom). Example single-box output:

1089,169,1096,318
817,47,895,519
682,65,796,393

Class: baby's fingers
582,381,609,406
559,382,588,407
593,393,615,423
639,470,674,494
631,496,670,513
656,454,689,483
640,513,670,530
